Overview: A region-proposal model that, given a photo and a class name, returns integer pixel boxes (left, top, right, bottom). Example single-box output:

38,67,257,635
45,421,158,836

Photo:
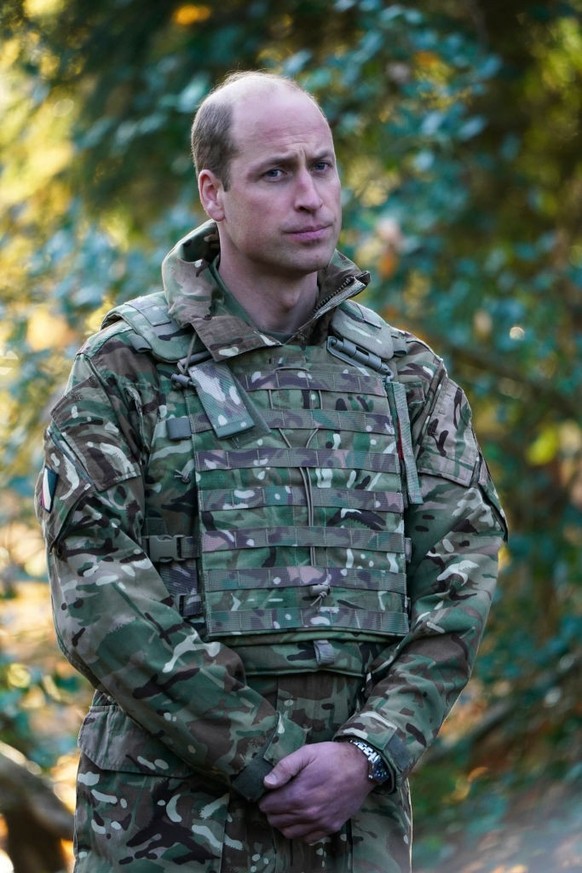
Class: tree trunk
0,742,73,873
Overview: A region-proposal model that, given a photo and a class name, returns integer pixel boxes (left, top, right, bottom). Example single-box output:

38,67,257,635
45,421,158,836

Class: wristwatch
347,739,392,785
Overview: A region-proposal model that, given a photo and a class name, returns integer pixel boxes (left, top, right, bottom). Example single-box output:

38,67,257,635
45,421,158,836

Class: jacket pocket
75,701,230,870
78,701,194,776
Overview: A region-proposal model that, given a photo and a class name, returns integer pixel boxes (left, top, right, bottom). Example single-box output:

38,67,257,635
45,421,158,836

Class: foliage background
1,0,581,869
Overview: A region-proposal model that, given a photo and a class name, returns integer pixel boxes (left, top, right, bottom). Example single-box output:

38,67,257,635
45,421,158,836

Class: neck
217,263,318,334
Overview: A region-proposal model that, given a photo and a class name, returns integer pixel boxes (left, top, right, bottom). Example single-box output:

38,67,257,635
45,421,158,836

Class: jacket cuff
334,720,412,789
231,713,307,801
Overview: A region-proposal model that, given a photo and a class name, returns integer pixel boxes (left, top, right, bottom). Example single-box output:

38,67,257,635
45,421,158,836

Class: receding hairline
190,71,330,186
199,71,326,119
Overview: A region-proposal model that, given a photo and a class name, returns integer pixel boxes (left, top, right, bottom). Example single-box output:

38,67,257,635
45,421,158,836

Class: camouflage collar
161,221,370,360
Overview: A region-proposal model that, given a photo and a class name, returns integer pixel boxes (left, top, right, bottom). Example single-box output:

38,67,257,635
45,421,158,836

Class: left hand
258,740,374,844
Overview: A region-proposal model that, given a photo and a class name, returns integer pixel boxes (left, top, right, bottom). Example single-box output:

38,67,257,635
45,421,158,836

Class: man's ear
198,169,225,221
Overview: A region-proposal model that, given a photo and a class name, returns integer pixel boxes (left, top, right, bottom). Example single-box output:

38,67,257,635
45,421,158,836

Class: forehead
230,86,334,162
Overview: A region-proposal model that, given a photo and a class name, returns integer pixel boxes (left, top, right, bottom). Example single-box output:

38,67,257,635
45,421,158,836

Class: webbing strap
240,367,387,397
387,381,423,505
165,408,397,439
202,526,404,553
203,565,407,594
198,485,405,514
313,640,337,666
195,447,399,474
248,407,396,436
327,332,423,506
208,606,410,637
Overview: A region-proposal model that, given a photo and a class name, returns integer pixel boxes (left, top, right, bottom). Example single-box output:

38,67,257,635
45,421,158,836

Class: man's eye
264,168,284,179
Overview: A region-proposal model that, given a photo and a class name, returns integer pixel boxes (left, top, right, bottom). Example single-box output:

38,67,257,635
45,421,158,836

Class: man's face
201,85,342,284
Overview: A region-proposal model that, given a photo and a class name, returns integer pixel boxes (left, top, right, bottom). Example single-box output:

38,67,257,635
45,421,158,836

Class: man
37,71,507,872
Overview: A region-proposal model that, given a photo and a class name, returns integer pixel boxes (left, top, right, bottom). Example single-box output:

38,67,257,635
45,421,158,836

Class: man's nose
294,170,323,211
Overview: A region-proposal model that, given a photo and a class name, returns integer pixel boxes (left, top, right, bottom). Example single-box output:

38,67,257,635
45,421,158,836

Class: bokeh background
1,1,581,871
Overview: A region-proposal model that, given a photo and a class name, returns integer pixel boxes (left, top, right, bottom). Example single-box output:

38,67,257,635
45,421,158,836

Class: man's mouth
287,225,331,242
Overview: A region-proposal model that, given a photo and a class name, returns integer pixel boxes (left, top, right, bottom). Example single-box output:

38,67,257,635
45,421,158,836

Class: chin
301,245,336,271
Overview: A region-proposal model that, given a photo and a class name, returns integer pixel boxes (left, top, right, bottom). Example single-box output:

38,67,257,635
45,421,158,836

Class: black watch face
372,760,389,782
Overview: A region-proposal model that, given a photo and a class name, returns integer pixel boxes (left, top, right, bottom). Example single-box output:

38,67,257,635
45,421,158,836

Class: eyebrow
251,150,336,173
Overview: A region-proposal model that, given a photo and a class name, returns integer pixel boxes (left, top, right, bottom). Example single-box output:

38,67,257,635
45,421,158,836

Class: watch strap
347,738,392,785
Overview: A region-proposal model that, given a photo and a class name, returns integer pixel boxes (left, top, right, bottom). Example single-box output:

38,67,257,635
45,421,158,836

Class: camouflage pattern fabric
74,675,411,871
36,221,507,871
174,343,412,641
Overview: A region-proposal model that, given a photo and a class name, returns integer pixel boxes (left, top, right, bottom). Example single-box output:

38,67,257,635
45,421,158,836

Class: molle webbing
195,447,400,475
202,566,406,593
202,565,409,635
326,332,422,506
115,293,426,642
195,485,404,514
165,409,407,448
328,301,421,504
179,348,412,642
201,525,405,553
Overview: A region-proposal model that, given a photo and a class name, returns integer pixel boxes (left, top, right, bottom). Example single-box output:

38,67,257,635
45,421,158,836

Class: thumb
263,747,307,789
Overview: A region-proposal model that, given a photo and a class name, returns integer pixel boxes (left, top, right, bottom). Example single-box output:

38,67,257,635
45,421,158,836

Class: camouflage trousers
74,673,412,872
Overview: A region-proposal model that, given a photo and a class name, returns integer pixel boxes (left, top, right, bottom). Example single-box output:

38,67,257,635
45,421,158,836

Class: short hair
190,71,325,190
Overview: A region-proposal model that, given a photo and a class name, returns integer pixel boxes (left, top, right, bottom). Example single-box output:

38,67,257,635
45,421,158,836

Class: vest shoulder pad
332,300,408,361
332,300,446,402
101,292,194,362
390,331,445,386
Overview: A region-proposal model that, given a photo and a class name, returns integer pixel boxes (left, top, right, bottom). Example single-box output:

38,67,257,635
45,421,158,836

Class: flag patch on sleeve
41,466,58,513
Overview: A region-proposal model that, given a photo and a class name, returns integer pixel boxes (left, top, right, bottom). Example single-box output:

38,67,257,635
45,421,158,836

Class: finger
259,793,291,815
276,821,325,841
263,806,327,837
263,747,309,790
261,801,310,827
278,822,330,843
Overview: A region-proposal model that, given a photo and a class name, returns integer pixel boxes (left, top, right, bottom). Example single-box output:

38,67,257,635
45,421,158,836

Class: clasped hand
258,740,374,844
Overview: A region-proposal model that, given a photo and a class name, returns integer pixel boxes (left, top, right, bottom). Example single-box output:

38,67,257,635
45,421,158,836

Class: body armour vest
104,294,424,648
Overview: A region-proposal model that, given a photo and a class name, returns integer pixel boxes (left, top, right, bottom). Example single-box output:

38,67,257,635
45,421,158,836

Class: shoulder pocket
415,380,479,486
50,375,140,491
36,433,92,551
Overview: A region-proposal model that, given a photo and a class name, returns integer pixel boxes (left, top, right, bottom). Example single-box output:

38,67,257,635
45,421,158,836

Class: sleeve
334,368,508,788
36,342,306,801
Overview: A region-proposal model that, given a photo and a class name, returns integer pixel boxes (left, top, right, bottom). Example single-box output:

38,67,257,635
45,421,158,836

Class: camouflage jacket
37,221,507,801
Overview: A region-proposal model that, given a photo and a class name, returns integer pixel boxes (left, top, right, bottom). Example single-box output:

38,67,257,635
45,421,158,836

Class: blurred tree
0,741,73,873
1,0,581,867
